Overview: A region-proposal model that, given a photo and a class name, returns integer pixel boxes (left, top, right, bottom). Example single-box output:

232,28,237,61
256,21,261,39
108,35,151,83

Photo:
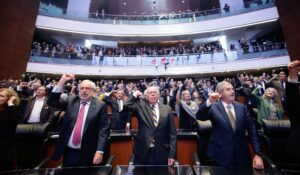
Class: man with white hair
123,86,176,165
48,74,109,167
196,81,264,169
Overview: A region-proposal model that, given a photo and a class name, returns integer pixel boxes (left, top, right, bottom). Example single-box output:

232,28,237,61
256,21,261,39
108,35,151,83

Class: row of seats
197,119,299,170
14,113,298,171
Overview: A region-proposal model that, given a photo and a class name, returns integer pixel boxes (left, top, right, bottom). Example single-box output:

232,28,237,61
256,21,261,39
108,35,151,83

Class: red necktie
72,102,86,145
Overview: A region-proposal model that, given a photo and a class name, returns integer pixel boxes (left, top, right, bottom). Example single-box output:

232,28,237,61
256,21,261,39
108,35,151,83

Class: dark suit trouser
63,147,81,167
134,147,167,165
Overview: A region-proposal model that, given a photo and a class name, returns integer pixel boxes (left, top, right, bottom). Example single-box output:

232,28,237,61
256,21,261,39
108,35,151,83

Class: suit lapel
82,98,97,137
40,97,48,122
145,102,156,128
216,101,234,132
232,102,240,131
70,98,81,128
157,103,165,128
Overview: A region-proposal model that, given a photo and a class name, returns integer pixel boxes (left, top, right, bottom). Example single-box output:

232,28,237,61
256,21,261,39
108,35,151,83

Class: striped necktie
151,105,158,127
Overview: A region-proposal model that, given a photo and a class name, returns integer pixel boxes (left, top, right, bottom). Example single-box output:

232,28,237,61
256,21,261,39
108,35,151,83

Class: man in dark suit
286,60,300,162
196,81,264,169
22,86,52,123
102,89,131,130
48,74,109,167
123,86,176,165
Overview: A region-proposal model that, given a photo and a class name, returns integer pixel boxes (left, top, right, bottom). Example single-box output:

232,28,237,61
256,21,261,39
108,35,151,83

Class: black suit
196,101,261,167
102,95,131,130
123,95,176,165
48,93,109,166
0,105,20,170
286,82,300,158
22,97,52,123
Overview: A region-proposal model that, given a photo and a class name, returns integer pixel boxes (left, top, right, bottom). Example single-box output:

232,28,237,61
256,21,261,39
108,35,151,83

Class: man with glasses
48,74,109,167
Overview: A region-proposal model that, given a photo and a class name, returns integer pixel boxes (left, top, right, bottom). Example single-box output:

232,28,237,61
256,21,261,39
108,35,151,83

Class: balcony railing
39,0,275,25
29,42,288,66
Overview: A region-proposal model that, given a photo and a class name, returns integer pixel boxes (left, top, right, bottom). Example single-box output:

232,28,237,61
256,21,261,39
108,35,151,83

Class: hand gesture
58,74,75,86
134,90,143,97
208,92,220,104
7,96,17,106
93,152,103,165
252,155,264,170
168,158,175,166
287,60,300,80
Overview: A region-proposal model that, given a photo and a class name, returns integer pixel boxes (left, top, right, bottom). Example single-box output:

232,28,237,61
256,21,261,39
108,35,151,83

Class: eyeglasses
80,87,93,91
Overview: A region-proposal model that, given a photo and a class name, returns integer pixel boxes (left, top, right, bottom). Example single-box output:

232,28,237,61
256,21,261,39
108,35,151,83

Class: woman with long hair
0,88,20,172
252,86,284,125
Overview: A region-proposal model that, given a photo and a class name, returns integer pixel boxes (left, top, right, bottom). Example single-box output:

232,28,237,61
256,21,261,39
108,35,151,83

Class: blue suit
196,101,261,167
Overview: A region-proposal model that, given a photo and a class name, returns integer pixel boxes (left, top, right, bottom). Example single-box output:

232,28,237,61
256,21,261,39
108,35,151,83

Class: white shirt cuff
96,150,104,154
206,99,212,107
288,77,300,84
52,85,64,93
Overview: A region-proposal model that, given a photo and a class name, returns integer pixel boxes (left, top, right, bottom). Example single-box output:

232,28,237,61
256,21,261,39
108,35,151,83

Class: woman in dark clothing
0,88,20,172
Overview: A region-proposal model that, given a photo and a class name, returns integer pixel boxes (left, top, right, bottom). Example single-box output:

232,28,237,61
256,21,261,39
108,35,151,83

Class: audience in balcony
31,34,286,60
31,41,224,59
223,4,230,12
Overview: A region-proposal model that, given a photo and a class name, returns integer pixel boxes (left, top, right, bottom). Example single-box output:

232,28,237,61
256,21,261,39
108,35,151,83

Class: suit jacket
286,82,300,157
22,96,52,123
123,95,177,164
196,101,261,167
102,95,131,130
0,106,20,162
47,93,109,166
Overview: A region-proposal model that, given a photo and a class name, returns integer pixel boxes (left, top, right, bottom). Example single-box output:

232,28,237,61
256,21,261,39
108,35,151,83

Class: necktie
118,100,122,112
281,82,285,89
72,102,86,145
226,105,236,131
151,105,158,127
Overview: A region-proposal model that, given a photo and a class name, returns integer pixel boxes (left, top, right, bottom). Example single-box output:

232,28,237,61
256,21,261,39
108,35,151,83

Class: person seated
22,86,53,124
252,86,284,126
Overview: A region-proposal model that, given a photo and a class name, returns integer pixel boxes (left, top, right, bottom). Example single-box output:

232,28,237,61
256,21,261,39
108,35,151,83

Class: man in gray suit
123,86,176,165
48,74,109,167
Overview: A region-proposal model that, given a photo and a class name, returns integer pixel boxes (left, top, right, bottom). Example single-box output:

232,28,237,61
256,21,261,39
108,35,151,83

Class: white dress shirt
67,100,91,149
221,101,236,120
27,97,45,123
52,85,91,149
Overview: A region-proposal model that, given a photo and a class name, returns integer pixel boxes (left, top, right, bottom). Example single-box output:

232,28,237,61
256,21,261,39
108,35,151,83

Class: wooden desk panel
110,139,134,166
177,139,198,166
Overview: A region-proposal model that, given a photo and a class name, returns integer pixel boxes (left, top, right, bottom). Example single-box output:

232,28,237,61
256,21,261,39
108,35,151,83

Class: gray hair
144,86,160,96
215,81,232,93
79,80,97,91
181,90,191,99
